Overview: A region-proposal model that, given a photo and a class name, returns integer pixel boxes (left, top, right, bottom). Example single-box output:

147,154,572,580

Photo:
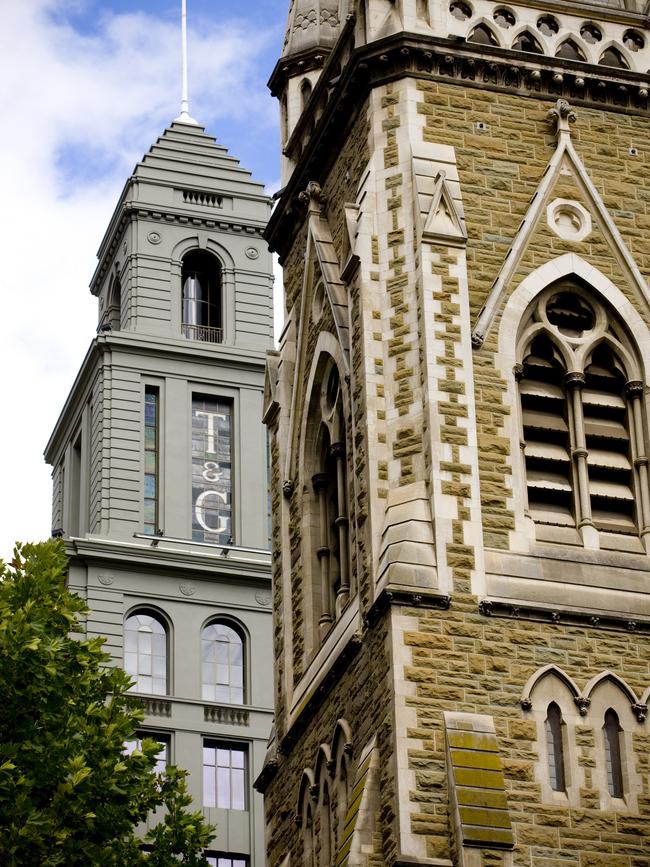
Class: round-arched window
201,621,245,704
181,250,223,343
124,611,167,695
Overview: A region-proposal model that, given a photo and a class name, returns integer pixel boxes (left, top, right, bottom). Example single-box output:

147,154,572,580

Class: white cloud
0,1,279,558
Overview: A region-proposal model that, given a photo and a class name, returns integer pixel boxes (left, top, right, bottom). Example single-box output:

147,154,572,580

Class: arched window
124,611,168,695
517,281,647,544
556,40,586,62
512,31,543,53
308,359,350,640
303,803,316,867
599,47,629,69
107,275,122,330
181,250,223,343
319,782,333,867
201,621,244,704
603,709,624,798
468,24,499,46
300,78,313,112
545,702,566,792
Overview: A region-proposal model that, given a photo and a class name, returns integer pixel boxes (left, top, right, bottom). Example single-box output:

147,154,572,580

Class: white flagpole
176,0,198,124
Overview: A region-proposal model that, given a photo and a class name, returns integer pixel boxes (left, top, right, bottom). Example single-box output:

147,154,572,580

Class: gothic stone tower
45,120,274,865
260,1,650,865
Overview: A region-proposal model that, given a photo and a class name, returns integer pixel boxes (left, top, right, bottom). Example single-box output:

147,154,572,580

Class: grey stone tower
45,119,274,865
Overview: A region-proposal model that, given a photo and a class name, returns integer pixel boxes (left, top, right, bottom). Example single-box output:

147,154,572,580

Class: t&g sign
191,396,232,544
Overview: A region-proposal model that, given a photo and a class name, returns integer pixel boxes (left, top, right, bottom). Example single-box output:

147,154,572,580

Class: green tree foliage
0,540,214,866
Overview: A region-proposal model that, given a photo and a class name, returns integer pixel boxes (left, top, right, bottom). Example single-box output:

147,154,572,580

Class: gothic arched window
468,24,499,46
545,702,566,792
307,358,351,641
181,250,223,343
201,621,245,704
556,40,586,62
512,31,543,53
300,78,313,112
124,610,168,695
599,47,629,69
517,280,647,545
603,709,624,798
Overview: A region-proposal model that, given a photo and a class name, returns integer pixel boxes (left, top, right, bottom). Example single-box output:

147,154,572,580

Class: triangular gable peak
284,181,350,483
472,99,650,347
412,146,467,245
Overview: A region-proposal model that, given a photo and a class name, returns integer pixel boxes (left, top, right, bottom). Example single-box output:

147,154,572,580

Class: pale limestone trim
523,667,584,807
521,664,581,705
390,608,429,862
583,671,641,707
496,253,650,554
408,79,486,598
546,198,592,243
295,331,353,659
346,736,380,867
588,677,642,812
287,600,361,726
375,480,438,593
473,108,650,347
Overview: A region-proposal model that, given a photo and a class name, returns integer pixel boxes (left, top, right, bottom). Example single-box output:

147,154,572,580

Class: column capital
564,371,585,390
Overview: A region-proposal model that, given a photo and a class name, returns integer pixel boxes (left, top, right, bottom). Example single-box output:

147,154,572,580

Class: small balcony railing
181,323,223,344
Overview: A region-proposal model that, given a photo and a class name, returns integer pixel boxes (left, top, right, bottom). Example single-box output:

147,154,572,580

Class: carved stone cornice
478,597,650,635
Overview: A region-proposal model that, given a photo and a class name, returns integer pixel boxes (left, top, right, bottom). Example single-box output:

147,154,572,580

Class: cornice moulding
267,30,650,260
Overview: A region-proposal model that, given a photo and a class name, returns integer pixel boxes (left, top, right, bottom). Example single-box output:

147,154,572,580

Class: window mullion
331,442,350,612
565,372,597,545
313,473,333,632
626,380,650,544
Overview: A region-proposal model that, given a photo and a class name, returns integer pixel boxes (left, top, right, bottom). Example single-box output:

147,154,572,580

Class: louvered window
520,336,573,526
517,281,648,545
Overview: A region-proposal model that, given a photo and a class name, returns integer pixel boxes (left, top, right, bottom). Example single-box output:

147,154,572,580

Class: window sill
287,600,362,735
485,543,650,619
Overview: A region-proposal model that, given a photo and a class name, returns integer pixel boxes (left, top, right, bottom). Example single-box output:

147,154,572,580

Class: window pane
202,623,244,705
124,613,167,695
192,397,232,545
203,742,247,810
604,709,624,798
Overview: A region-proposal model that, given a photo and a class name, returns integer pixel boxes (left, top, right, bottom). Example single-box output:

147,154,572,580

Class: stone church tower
260,1,650,865
46,119,274,864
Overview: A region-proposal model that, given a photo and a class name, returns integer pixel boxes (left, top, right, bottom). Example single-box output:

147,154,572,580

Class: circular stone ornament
546,198,592,243
245,246,260,260
147,231,162,245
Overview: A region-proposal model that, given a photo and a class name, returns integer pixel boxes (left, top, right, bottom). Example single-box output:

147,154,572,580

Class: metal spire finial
175,0,199,125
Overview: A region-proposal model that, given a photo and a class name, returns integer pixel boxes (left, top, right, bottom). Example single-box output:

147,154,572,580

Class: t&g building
45,117,274,865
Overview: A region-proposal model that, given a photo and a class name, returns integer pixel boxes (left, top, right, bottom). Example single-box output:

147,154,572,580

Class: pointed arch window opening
468,23,499,47
603,708,624,798
300,78,313,113
545,702,567,792
512,30,543,54
309,361,351,641
517,280,649,545
182,250,223,343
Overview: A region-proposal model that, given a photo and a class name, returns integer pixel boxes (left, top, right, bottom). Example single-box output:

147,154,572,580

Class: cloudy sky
0,0,287,559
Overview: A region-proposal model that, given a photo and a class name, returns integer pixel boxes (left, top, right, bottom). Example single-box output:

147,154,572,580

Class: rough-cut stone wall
417,80,650,552
262,621,394,867
401,598,650,865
